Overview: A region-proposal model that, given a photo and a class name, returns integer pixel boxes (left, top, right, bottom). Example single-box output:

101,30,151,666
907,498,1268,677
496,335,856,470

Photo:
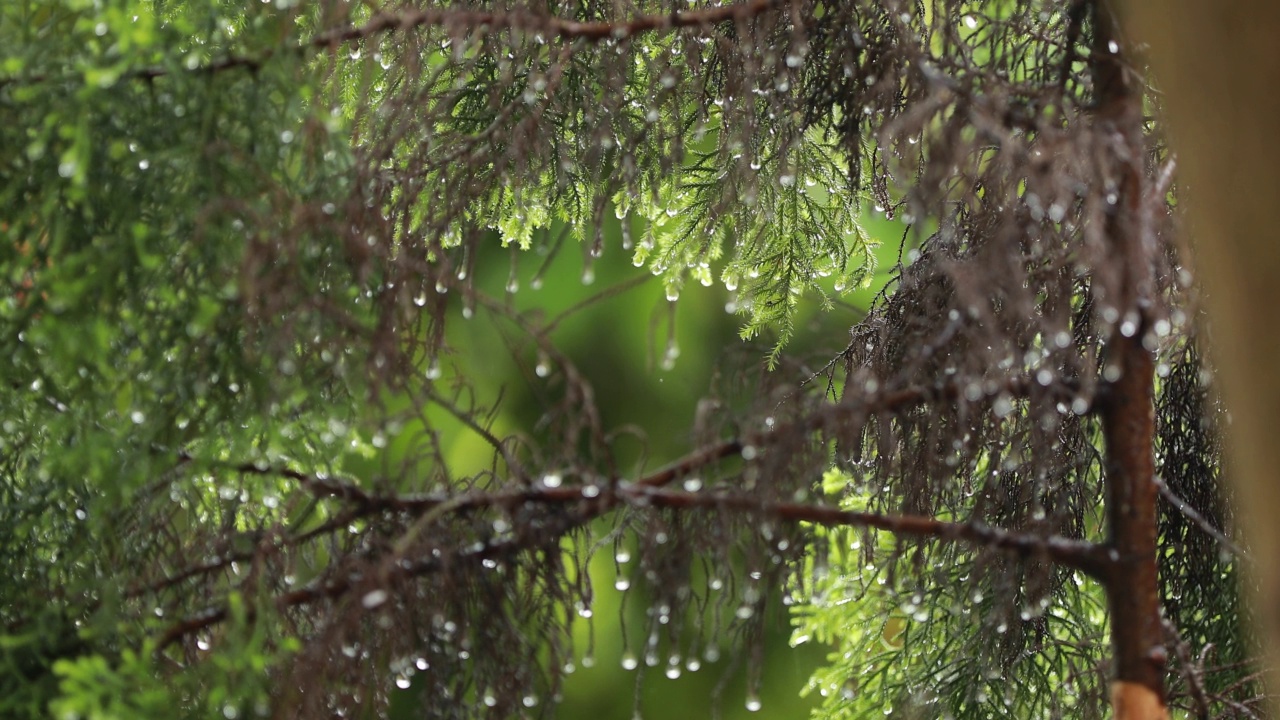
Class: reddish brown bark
1093,2,1167,716
1100,333,1166,711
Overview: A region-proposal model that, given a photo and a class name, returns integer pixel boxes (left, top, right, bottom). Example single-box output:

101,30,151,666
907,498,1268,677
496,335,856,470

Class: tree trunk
1100,332,1167,720
1125,1,1280,714
1093,3,1168,718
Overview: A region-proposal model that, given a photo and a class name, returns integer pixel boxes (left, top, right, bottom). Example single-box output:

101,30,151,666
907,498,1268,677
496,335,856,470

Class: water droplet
622,651,639,670
1103,363,1122,382
522,694,538,708
661,341,680,371
745,694,762,712
992,394,1013,418
541,473,562,488
395,676,411,689
362,589,388,609
615,577,631,591
683,477,702,492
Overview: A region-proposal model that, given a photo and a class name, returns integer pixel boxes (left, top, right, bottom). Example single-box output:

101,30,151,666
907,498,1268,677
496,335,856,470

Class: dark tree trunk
1093,3,1168,718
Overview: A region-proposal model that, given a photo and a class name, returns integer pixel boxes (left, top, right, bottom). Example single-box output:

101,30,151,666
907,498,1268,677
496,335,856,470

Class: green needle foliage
0,0,1259,719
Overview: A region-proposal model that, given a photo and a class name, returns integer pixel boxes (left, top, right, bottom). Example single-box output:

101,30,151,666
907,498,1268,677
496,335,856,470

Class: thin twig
1155,475,1248,561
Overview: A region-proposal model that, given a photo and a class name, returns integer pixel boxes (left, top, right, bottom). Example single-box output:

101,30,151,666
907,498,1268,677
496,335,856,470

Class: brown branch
1162,617,1212,720
801,373,1086,438
313,0,783,46
422,388,530,483
635,439,743,488
2,0,782,89
177,452,376,506
152,371,1090,649
1091,0,1167,710
1155,475,1248,561
156,477,1110,649
620,485,1110,577
154,499,588,651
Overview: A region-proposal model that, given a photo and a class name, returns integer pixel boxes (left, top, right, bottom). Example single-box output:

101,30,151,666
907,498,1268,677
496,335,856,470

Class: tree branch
155,477,1110,650
1155,475,1248,561
152,372,1092,649
1,0,783,89
313,0,784,46
620,485,1110,577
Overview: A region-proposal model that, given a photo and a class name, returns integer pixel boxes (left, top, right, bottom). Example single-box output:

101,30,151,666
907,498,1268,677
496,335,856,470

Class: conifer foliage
0,0,1259,718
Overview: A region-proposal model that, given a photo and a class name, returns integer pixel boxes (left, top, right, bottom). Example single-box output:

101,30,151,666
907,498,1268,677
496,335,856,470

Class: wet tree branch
314,0,784,45
155,475,1110,650
1,0,783,88
145,372,1088,624
1155,475,1248,561
623,485,1110,576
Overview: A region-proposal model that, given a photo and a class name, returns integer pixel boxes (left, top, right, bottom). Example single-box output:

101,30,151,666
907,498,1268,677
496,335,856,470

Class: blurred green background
371,210,909,719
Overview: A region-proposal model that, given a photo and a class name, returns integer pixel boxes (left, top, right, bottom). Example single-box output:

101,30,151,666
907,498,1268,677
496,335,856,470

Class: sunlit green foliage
792,470,1112,720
